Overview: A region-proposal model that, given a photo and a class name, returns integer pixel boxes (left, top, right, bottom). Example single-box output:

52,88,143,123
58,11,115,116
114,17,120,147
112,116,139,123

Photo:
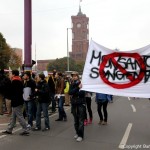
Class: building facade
37,59,54,71
69,6,89,61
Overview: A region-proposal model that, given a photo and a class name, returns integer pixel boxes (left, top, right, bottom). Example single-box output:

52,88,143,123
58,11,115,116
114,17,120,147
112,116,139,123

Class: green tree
0,33,11,69
47,57,85,73
8,49,21,69
0,32,21,69
76,61,85,74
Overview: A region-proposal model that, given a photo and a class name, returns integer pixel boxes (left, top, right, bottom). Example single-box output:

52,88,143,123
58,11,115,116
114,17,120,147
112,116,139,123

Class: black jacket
48,76,56,94
69,80,85,105
11,77,24,107
35,80,50,103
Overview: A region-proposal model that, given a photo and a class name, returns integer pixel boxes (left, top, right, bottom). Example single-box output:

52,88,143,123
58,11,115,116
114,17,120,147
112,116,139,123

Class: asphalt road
0,96,150,150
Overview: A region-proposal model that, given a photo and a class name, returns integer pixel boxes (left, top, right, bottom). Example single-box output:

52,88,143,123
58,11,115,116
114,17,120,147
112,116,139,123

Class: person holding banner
69,71,86,142
96,93,112,125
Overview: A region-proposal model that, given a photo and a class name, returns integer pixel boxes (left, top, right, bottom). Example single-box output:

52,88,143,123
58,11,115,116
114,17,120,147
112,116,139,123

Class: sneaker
74,134,78,139
76,137,83,142
51,109,56,113
32,127,41,131
55,118,63,121
2,130,12,134
42,128,50,132
63,117,67,121
98,120,103,125
102,121,107,125
84,120,88,126
19,131,30,136
27,124,31,130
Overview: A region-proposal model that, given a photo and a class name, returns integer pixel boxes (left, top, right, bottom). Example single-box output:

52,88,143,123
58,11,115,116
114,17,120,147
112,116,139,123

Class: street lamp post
67,28,72,71
24,0,32,71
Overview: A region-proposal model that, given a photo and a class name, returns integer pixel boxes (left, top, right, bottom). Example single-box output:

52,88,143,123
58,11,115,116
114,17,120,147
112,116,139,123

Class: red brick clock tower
70,6,89,61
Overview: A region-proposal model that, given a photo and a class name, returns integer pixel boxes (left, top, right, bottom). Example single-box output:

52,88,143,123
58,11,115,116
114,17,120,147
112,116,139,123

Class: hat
71,71,79,76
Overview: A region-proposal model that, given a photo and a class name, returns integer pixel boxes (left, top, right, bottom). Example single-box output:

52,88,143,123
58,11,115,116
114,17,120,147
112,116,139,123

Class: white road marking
0,123,9,126
128,97,131,101
0,135,6,139
130,104,136,112
118,123,133,149
0,107,71,139
0,122,19,126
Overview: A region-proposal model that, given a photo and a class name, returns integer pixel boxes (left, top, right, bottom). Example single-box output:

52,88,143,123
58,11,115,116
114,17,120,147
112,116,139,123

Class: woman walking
96,93,112,125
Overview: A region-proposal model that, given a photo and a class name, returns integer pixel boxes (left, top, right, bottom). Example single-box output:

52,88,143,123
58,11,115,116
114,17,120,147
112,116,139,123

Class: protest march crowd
0,68,112,142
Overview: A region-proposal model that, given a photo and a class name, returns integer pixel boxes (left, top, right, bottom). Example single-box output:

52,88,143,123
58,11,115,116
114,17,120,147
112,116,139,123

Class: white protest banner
82,40,150,98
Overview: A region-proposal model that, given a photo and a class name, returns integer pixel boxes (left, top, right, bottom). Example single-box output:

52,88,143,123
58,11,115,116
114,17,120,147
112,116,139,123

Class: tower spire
77,1,83,16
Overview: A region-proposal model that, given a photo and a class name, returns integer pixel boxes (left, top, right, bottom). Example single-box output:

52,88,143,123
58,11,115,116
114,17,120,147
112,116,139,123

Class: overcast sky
0,0,150,60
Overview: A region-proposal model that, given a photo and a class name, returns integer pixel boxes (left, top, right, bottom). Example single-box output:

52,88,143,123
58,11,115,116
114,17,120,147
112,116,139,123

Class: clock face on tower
77,23,81,28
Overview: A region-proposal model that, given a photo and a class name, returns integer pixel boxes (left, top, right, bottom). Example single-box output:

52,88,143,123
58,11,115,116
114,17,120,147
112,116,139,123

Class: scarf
12,76,21,81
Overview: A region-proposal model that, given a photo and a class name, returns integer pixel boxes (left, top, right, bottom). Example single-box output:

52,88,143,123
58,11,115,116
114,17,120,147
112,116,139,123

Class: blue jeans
58,96,67,119
24,101,34,126
36,102,50,129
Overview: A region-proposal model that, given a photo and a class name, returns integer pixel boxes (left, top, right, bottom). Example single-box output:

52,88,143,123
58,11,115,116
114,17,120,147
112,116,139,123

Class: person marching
55,72,67,121
33,74,50,131
69,71,86,142
23,71,36,128
2,70,30,135
96,93,112,125
48,70,57,113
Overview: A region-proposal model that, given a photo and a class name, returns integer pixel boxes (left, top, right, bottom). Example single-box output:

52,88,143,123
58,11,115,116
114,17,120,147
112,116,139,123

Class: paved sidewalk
0,114,11,131
0,114,11,124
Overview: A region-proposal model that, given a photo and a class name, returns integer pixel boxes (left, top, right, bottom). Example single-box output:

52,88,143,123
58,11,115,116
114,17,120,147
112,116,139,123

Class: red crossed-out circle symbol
99,52,146,89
